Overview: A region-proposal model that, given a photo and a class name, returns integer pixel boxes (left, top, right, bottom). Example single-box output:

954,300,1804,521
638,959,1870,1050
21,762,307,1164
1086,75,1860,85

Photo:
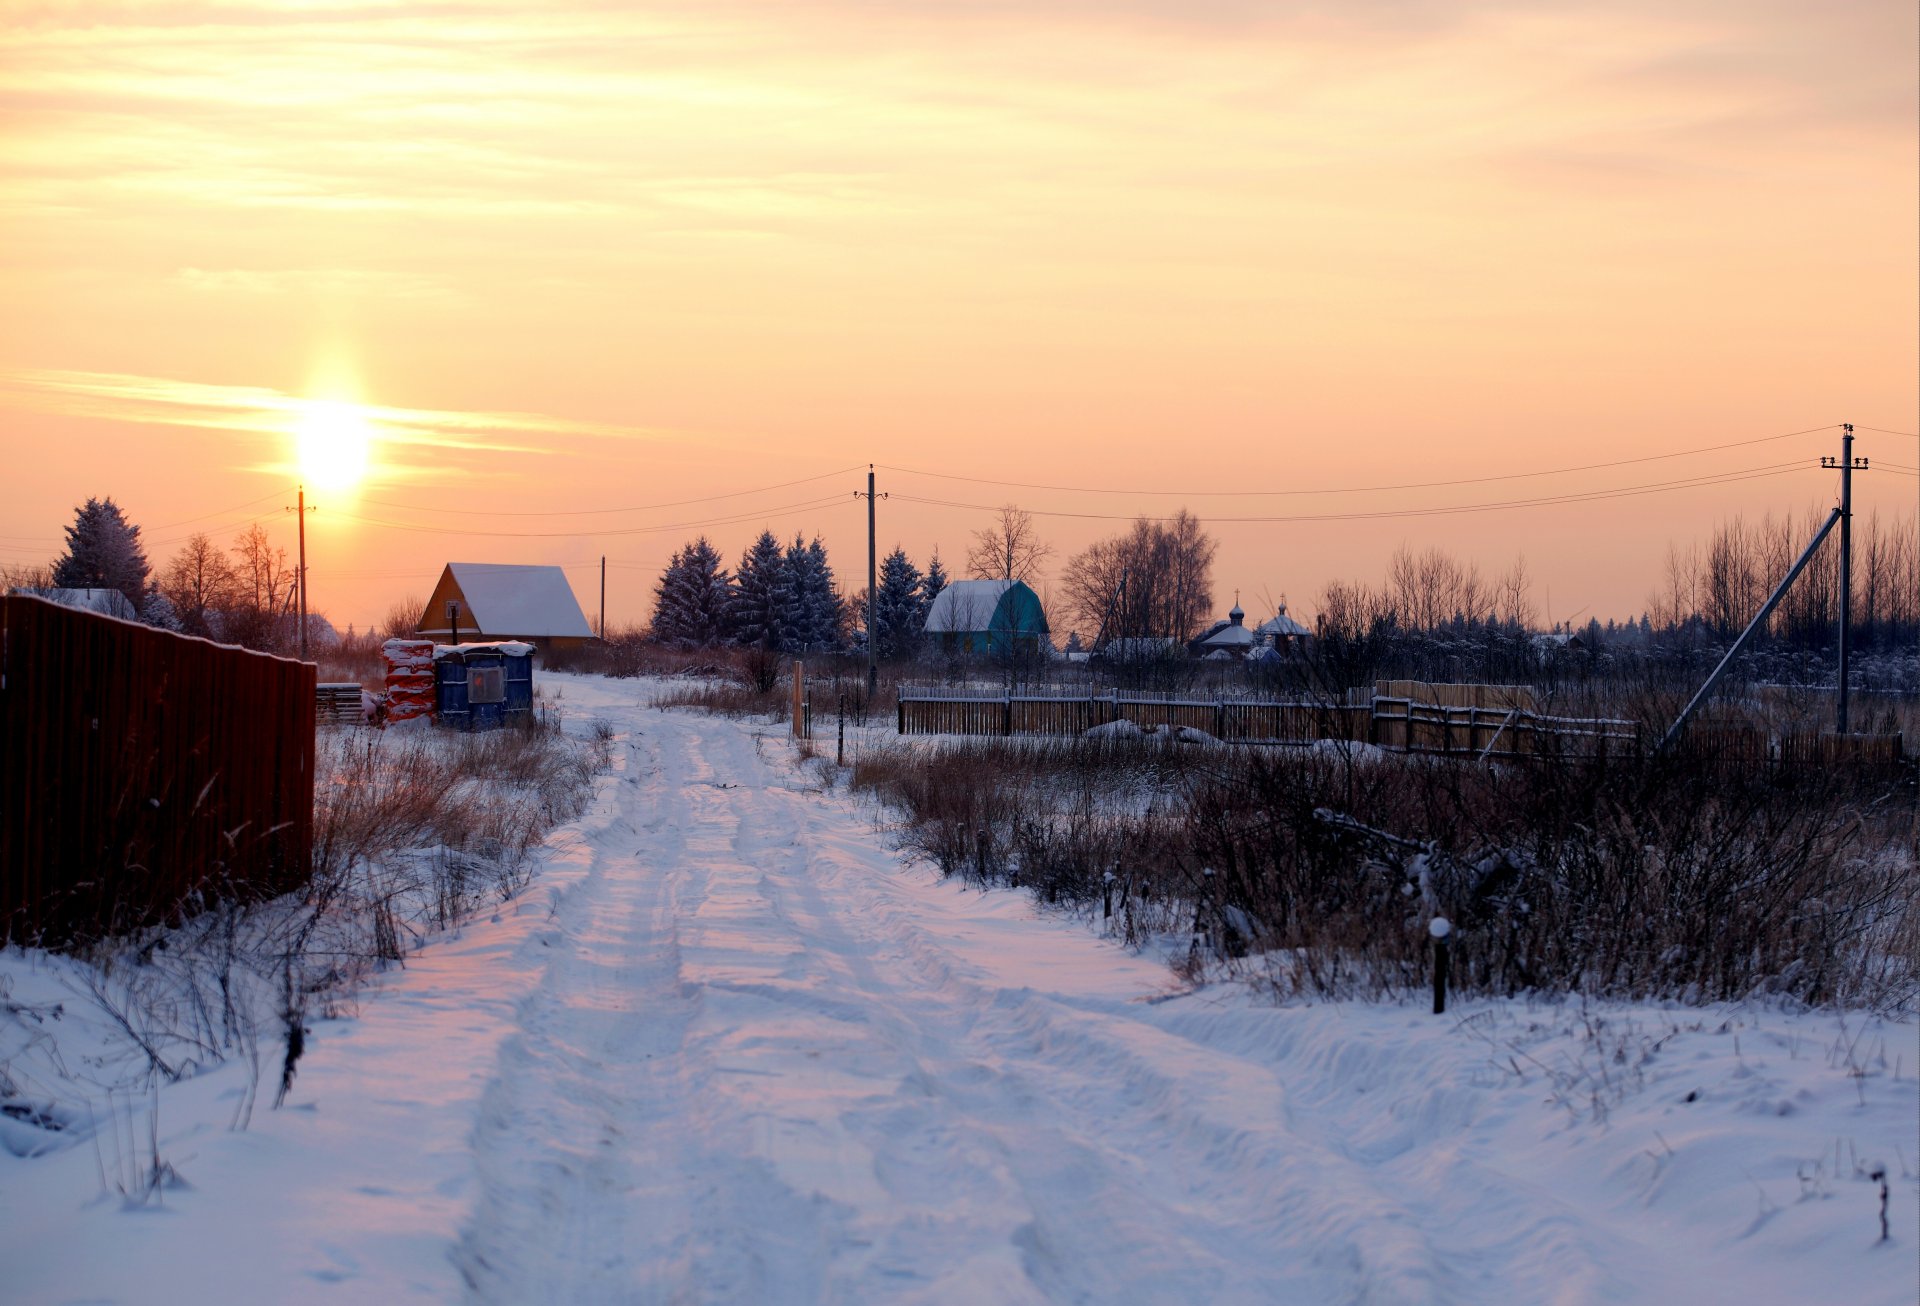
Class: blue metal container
434,643,535,732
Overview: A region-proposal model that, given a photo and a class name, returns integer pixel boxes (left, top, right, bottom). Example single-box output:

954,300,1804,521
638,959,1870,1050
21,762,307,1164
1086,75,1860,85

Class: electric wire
891,461,1809,525
360,466,865,517
334,492,856,540
877,425,1836,499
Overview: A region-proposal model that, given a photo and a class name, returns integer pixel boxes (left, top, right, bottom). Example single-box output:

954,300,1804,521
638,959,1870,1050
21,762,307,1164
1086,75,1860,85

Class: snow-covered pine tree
652,537,732,646
919,548,948,628
802,537,845,652
729,530,786,650
872,546,924,662
778,535,843,653
51,496,150,613
140,590,183,631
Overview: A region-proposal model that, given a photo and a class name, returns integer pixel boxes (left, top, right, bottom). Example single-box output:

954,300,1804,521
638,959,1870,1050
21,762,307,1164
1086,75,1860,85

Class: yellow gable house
417,563,595,654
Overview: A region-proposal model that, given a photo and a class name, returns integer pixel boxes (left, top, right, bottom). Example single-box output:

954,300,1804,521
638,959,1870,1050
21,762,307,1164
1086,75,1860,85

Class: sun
295,399,373,491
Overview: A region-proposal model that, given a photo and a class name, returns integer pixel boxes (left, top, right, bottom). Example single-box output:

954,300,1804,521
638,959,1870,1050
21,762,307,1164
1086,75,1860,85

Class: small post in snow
1103,869,1116,920
791,660,805,739
1430,916,1452,1014
837,694,847,767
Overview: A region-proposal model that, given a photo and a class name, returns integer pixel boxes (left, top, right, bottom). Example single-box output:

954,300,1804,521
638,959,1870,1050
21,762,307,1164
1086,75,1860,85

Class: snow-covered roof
923,579,1015,633
11,587,137,619
1258,608,1312,638
1196,620,1256,649
1101,636,1183,660
432,564,593,638
434,641,537,660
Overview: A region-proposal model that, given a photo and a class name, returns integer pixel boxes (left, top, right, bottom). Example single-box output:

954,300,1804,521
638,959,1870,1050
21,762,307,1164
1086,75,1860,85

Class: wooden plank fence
900,692,1371,746
0,595,315,945
899,688,1630,757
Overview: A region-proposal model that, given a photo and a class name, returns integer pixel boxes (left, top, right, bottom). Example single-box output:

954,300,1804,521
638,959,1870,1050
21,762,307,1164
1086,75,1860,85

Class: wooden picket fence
0,595,315,945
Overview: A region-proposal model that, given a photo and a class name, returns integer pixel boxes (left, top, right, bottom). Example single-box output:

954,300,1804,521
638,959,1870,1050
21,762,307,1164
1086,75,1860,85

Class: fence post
791,660,805,739
1430,916,1452,1014
1103,869,1116,920
1003,696,1012,737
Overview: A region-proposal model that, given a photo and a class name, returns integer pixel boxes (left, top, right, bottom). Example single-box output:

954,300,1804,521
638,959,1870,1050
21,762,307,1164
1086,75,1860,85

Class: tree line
649,529,951,658
2,496,326,653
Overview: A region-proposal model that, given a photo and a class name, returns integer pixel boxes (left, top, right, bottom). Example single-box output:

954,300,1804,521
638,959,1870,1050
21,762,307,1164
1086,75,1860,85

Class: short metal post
1103,870,1115,920
1430,917,1452,1014
837,694,846,766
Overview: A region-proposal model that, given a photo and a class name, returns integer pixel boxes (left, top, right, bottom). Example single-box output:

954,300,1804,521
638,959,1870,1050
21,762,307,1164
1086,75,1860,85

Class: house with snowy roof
1256,602,1312,650
415,563,595,654
9,586,138,620
1189,600,1257,659
923,579,1050,658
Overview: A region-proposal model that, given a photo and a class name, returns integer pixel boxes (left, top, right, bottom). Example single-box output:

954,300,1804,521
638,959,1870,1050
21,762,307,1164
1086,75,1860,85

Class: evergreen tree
140,590,183,631
872,546,924,661
728,530,787,650
804,537,846,652
919,548,949,626
51,496,150,612
778,534,843,653
651,537,732,646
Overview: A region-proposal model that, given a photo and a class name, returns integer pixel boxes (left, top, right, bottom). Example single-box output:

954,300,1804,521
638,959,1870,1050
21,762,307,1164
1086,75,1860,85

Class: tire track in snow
455,693,1625,1304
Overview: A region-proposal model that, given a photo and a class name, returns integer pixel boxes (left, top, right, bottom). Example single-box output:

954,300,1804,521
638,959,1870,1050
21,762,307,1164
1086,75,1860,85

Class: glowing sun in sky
294,399,373,491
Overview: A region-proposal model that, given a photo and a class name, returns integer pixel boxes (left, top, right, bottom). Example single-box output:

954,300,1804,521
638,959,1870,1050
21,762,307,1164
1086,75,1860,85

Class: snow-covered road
4,674,1914,1305
447,681,1916,1305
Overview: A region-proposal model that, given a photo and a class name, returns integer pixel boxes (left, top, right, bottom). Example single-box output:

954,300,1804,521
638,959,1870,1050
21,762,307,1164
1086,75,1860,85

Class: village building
1256,601,1313,651
923,579,1051,657
1189,600,1257,659
415,563,595,655
7,587,138,620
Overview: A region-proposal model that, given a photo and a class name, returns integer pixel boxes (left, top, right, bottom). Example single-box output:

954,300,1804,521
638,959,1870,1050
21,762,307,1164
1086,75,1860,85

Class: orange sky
2,1,1914,635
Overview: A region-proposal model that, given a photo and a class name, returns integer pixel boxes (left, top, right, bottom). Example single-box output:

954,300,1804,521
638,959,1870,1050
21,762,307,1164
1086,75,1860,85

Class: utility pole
287,485,315,662
855,467,887,694
1822,424,1869,732
599,555,606,640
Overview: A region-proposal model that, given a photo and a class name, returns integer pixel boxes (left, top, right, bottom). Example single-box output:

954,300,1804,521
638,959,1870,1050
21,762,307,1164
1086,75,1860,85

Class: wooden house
415,563,594,654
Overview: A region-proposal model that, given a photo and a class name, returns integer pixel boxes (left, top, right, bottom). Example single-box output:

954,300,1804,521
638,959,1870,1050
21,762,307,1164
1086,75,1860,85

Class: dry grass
850,731,1918,1009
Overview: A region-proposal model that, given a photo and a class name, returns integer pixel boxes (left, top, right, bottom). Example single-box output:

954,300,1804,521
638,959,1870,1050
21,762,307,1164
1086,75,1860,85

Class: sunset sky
2,0,1914,635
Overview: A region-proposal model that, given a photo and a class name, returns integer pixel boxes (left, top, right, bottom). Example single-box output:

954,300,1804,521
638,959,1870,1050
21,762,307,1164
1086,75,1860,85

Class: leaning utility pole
1822,424,1869,732
599,555,606,640
1657,506,1843,754
856,467,886,694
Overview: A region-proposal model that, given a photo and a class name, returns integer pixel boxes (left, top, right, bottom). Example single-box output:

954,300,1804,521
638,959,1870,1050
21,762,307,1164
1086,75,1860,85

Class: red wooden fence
0,595,315,945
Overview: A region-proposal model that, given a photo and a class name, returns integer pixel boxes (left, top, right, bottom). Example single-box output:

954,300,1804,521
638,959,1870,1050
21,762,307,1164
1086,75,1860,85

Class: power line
891,461,1809,526
878,425,1836,499
360,465,865,517
146,488,291,532
1857,426,1919,438
333,493,856,540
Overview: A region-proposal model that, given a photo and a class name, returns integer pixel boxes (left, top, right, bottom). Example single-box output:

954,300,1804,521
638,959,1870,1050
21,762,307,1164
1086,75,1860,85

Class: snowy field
2,672,1915,1304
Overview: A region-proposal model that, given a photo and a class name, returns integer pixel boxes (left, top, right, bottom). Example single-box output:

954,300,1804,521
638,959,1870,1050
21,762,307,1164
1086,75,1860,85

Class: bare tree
159,533,241,637
1497,555,1535,629
966,504,1053,585
383,595,426,640
1060,510,1216,644
1387,545,1487,630
0,561,54,591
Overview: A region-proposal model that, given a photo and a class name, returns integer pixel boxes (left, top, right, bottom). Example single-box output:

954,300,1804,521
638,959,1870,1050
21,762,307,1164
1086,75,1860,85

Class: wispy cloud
0,368,680,470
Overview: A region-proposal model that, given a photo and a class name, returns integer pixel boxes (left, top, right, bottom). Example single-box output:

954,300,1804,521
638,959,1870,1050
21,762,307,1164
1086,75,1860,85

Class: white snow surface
2,673,1916,1305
